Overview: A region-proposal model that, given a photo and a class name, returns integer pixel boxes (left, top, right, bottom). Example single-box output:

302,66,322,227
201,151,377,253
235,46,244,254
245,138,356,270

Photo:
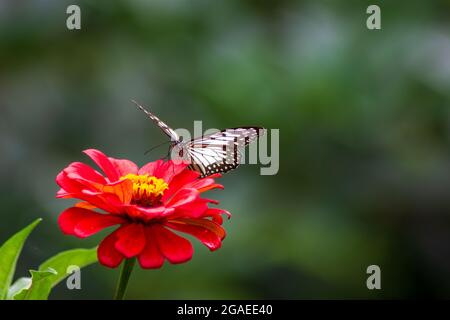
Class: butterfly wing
186,143,242,177
132,100,180,142
183,127,265,177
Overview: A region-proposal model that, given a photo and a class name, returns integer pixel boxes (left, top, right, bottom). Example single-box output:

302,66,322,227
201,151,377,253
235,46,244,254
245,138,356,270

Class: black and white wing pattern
133,100,264,177
132,100,180,142
183,127,265,177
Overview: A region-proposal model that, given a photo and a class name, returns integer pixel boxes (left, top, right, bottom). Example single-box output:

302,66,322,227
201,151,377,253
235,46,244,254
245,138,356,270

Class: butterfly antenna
144,141,171,155
131,99,154,117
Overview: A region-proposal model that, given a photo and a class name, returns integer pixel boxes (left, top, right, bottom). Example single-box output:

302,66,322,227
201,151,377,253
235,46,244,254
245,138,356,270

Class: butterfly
132,100,265,177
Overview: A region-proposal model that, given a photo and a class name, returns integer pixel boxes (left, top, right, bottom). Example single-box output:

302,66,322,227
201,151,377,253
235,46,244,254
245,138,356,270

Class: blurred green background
1,0,450,299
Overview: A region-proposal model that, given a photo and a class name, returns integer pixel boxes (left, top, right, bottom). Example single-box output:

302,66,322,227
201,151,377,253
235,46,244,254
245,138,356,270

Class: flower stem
114,258,136,300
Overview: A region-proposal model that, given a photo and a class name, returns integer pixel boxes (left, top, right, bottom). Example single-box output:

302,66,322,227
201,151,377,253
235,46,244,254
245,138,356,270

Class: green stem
113,258,136,300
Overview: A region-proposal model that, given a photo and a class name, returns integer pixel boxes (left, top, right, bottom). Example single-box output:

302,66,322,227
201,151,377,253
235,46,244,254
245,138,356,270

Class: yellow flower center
121,174,168,207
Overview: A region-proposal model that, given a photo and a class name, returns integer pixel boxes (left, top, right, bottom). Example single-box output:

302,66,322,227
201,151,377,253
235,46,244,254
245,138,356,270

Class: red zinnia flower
56,149,230,269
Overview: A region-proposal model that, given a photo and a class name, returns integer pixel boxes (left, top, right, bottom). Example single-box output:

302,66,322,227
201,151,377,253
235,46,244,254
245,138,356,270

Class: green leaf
39,247,98,287
8,247,98,300
13,269,57,300
6,277,31,300
0,218,42,300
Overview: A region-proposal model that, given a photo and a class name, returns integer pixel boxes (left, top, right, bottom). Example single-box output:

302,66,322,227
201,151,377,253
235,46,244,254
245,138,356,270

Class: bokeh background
1,0,450,299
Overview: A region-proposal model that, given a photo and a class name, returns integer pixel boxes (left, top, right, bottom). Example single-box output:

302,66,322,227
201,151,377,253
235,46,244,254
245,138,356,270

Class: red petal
124,205,170,221
114,223,146,258
138,160,188,183
203,207,231,220
212,215,223,225
169,200,210,219
74,214,124,238
59,170,110,205
153,224,193,264
58,207,87,235
207,173,222,179
64,175,104,192
173,218,226,239
109,158,138,177
138,226,165,269
63,162,106,184
166,219,225,251
78,190,124,214
56,171,85,195
138,160,163,176
185,177,224,193
56,188,72,199
163,169,199,201
165,188,199,208
156,161,188,183
98,230,124,268
56,172,120,213
196,183,223,193
58,207,124,237
83,149,120,182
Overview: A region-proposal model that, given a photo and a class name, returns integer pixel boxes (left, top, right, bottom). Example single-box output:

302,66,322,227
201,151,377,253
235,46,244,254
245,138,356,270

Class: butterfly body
132,100,264,177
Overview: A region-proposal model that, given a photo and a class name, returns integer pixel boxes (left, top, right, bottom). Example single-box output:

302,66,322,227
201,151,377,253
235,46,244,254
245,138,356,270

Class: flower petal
114,223,146,258
166,218,225,251
138,160,188,183
74,215,124,238
84,149,120,182
78,189,124,214
63,162,107,184
168,200,210,219
165,188,218,219
202,207,231,220
56,171,86,195
98,230,124,268
164,188,199,208
58,207,88,236
101,179,133,204
58,207,124,237
75,202,97,210
153,224,193,264
138,226,165,269
56,188,73,199
186,177,224,193
124,205,171,221
175,218,226,239
109,158,138,177
138,159,164,176
163,169,199,201
156,161,188,183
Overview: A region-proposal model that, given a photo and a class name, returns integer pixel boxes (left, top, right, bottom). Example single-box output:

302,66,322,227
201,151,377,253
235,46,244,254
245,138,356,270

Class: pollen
121,174,169,206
